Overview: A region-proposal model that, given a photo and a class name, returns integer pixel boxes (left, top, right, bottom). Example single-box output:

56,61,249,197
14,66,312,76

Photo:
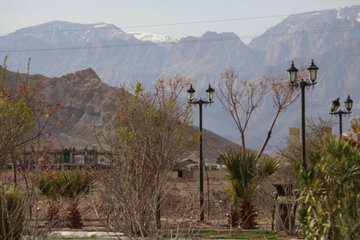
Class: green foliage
133,82,143,99
53,168,95,200
0,93,34,154
296,139,360,240
163,230,277,239
222,148,280,229
223,148,280,205
230,230,277,239
37,169,60,199
0,187,25,240
37,168,95,200
337,193,360,240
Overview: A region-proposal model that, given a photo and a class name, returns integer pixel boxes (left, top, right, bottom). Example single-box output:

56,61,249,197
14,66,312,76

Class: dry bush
93,170,203,239
94,75,199,239
254,179,300,235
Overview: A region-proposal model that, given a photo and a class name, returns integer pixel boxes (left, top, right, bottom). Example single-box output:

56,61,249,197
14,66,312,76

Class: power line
2,6,360,36
1,26,360,53
121,6,360,29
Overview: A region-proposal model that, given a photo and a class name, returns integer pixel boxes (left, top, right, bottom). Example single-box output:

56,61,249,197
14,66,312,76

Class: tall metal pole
199,101,204,222
329,96,353,139
300,82,307,169
339,112,343,139
187,83,214,222
288,60,318,170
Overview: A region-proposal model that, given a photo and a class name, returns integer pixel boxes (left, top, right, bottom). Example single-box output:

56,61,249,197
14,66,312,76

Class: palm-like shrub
222,148,280,229
0,187,25,240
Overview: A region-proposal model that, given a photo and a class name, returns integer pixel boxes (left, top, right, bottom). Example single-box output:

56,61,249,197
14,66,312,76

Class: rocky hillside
4,67,120,147
3,68,237,162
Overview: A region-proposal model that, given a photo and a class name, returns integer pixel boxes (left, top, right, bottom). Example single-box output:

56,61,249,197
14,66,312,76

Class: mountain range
1,5,360,151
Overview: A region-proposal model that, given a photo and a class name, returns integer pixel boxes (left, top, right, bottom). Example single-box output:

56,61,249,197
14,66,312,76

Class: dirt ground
75,169,300,239
1,168,300,239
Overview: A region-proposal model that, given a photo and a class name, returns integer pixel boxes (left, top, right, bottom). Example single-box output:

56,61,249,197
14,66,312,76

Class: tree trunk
240,130,246,151
11,151,17,186
155,194,161,229
239,199,258,229
257,110,281,159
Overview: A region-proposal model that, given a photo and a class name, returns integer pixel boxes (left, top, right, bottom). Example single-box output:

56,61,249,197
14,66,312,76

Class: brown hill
4,68,238,162
36,68,122,147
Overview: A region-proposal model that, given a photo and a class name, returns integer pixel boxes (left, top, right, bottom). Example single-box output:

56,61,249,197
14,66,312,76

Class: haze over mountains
1,5,360,151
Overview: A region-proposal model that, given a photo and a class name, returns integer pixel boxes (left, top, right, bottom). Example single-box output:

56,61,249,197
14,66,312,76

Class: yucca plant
222,148,280,229
0,187,25,240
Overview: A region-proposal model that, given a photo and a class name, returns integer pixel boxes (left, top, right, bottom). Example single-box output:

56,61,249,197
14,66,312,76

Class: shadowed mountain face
1,5,360,151
3,68,237,162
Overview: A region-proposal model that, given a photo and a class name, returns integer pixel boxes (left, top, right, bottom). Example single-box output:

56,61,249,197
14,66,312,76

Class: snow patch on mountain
336,7,344,19
94,24,108,28
127,32,177,43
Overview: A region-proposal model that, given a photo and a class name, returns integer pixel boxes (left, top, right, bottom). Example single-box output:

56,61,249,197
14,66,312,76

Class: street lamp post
330,95,353,139
287,59,319,169
187,83,215,222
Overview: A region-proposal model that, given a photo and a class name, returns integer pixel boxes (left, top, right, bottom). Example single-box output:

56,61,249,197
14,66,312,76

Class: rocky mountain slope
4,67,120,147
3,68,237,162
249,6,360,65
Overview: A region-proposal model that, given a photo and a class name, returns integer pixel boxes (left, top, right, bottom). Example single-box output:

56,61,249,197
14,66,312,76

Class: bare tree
95,75,198,238
277,116,334,164
257,76,300,158
218,69,269,151
218,68,304,158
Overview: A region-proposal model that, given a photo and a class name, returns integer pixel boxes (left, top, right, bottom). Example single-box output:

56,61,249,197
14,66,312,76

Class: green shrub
37,169,59,198
0,187,25,240
54,168,94,200
296,139,360,239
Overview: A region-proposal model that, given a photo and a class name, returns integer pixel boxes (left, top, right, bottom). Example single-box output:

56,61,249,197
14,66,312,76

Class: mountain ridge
1,5,360,151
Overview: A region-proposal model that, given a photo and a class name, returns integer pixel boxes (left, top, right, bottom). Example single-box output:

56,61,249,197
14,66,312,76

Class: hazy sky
1,0,359,43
